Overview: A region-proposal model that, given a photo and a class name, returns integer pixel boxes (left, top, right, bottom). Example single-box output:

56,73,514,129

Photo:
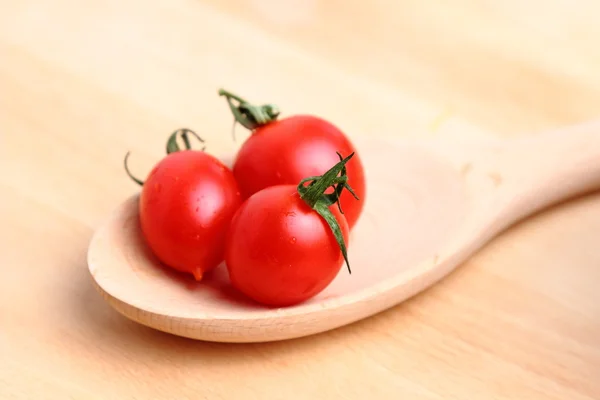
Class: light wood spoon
87,121,600,343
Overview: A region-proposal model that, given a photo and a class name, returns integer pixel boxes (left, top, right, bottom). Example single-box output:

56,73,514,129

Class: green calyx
124,128,205,187
165,128,205,154
218,88,280,137
297,152,360,274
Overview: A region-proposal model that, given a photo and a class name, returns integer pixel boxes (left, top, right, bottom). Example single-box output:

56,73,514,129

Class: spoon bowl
87,121,600,342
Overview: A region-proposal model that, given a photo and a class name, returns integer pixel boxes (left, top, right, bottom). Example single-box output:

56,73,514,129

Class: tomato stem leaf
297,152,359,274
166,128,206,154
218,88,280,134
315,202,351,274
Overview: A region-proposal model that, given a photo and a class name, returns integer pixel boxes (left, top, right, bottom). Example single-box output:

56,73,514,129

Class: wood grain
1,0,599,398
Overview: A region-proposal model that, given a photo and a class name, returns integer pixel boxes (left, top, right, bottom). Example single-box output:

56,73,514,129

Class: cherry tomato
125,129,241,281
225,153,357,307
219,89,366,230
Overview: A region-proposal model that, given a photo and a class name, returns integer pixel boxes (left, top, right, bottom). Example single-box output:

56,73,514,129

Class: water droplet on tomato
289,237,296,244
194,234,200,240
195,207,199,212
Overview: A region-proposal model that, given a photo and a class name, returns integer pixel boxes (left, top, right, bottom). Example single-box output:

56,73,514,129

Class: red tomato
225,153,356,307
219,89,366,230
125,129,241,281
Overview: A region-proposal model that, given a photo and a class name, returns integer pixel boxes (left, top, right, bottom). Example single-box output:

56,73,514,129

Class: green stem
297,152,360,274
217,89,247,104
123,151,144,186
124,128,206,186
218,88,280,133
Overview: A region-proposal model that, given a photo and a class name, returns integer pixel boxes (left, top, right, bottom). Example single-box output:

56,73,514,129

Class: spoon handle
485,120,600,228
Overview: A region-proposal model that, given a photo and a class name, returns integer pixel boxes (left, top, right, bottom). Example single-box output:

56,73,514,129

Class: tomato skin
225,185,350,307
232,115,366,229
139,150,241,280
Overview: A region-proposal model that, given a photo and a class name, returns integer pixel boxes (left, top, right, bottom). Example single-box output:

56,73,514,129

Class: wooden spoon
87,121,600,343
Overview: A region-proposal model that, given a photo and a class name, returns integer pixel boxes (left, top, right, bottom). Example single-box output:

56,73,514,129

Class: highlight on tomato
124,129,241,281
224,152,359,307
218,88,366,230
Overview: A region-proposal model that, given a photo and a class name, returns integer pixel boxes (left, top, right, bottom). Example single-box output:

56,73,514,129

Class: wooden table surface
1,1,599,399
